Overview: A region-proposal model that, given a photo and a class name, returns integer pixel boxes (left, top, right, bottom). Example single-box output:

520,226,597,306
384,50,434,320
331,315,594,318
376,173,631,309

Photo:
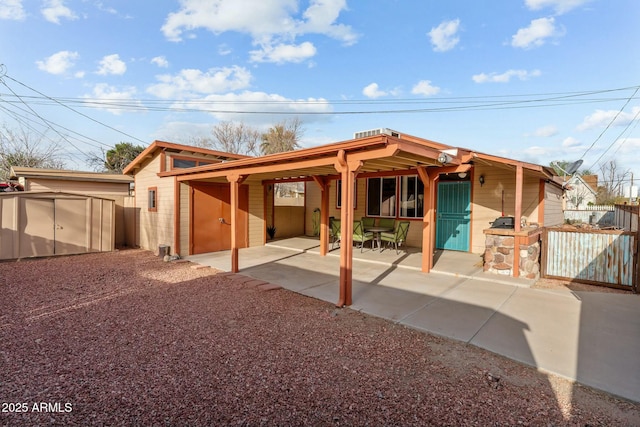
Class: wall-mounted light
437,153,452,164
458,172,467,179
479,175,485,187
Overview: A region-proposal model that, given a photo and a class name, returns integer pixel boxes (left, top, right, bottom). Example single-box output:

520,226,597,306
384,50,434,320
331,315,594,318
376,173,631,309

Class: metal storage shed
0,191,114,260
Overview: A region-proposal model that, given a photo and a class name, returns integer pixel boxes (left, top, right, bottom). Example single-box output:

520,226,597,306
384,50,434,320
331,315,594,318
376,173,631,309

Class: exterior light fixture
479,175,485,186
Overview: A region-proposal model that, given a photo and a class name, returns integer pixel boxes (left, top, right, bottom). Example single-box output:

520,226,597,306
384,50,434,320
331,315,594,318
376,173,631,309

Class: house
122,140,251,254
10,166,134,247
125,130,563,306
564,174,598,209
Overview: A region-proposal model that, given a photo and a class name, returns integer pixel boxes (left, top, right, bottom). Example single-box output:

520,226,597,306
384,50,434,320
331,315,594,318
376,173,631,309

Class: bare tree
0,124,66,181
190,121,260,156
596,160,630,204
260,118,303,155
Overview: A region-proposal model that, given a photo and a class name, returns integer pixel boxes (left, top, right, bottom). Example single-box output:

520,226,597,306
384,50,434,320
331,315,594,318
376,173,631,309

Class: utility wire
3,73,148,145
578,86,640,163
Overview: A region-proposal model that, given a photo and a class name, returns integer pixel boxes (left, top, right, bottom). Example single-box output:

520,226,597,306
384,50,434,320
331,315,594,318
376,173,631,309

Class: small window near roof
148,187,157,212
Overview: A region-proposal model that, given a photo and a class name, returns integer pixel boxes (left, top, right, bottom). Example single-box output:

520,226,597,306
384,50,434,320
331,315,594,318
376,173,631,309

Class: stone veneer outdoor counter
483,227,543,279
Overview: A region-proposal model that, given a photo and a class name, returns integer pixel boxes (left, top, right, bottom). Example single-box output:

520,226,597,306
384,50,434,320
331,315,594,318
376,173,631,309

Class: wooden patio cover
161,134,555,306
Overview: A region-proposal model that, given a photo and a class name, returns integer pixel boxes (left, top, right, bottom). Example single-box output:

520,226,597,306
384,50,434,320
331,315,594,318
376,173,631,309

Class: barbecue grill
489,216,515,229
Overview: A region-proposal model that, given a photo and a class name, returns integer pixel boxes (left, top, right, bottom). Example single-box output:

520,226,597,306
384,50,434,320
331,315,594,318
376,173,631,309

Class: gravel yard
1,249,638,426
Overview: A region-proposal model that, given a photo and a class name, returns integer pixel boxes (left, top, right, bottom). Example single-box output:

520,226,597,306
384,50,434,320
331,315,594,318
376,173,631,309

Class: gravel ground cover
1,249,639,426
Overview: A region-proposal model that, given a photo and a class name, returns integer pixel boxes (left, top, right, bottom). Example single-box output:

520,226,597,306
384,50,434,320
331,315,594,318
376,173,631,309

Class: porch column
334,150,362,307
228,173,247,273
312,176,330,256
513,164,524,277
417,167,435,272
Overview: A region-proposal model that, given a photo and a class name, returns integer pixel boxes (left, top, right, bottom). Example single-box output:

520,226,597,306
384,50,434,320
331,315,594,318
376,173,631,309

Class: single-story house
124,129,563,306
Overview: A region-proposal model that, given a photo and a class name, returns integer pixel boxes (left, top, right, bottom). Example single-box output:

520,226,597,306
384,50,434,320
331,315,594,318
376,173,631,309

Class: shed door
55,198,87,255
436,181,471,251
19,198,55,258
191,182,249,254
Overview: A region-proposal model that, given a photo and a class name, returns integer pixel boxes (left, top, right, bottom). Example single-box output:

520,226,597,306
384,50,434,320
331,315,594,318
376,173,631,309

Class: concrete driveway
187,237,640,402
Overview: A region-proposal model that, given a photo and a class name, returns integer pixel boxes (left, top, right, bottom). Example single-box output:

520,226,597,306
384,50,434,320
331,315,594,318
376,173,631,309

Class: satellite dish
565,159,583,175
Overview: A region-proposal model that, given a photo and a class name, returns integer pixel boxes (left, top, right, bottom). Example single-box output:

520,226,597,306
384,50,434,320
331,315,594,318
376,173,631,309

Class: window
171,157,214,169
366,175,424,218
399,175,424,218
148,187,157,212
366,177,396,217
336,179,357,209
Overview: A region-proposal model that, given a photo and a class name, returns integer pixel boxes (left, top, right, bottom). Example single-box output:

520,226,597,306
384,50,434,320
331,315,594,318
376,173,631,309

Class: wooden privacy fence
541,227,638,292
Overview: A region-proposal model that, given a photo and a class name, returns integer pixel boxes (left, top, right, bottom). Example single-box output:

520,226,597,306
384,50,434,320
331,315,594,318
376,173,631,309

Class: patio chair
361,217,375,229
378,218,396,230
380,221,410,254
352,220,374,252
330,218,341,249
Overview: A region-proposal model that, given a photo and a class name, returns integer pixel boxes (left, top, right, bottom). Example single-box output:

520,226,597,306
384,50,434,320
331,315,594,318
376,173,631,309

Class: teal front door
436,181,471,251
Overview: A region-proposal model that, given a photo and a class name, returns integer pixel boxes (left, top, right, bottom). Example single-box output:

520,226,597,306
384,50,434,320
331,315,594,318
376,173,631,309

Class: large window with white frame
366,175,424,218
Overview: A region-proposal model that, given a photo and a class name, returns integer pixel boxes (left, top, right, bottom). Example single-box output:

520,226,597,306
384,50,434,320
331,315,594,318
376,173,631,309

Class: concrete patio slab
186,238,640,402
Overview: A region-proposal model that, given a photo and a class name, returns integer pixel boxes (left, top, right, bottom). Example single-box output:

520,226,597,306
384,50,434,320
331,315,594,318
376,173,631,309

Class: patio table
365,226,393,251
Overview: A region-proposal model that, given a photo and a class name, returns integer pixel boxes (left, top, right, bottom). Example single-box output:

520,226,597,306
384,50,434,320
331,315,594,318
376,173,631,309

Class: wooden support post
312,176,330,256
514,164,524,278
334,150,361,307
417,167,433,272
228,174,246,273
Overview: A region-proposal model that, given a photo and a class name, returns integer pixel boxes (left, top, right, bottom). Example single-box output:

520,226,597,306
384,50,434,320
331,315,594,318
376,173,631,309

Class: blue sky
1,0,639,188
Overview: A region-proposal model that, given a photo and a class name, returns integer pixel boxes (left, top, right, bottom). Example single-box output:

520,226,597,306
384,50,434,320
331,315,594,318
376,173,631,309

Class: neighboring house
564,174,598,209
10,166,134,248
122,140,251,255
126,130,562,305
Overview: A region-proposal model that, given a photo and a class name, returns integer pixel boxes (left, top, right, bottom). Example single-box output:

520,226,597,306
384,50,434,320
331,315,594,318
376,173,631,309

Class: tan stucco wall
134,154,175,255
247,183,264,247
471,165,542,253
543,182,564,226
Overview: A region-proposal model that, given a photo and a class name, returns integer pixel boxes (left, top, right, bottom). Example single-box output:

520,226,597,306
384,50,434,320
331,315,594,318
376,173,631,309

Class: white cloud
161,0,357,63
511,17,560,49
525,0,591,15
151,56,169,68
428,19,460,52
576,106,640,131
84,83,141,115
411,80,441,96
523,145,550,156
96,54,127,75
171,91,333,124
147,66,253,99
250,41,317,64
218,44,232,55
0,0,26,20
35,50,79,75
41,0,77,24
561,136,581,148
362,83,387,99
472,69,541,83
532,125,559,137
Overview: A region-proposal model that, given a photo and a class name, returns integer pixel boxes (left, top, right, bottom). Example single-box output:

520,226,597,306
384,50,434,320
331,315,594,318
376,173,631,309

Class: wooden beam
228,173,242,273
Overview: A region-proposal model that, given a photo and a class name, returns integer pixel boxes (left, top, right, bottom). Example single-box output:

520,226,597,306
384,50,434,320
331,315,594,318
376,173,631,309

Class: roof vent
353,128,401,139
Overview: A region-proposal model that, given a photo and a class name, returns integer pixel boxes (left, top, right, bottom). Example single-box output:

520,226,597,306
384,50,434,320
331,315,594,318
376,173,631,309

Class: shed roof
10,167,134,184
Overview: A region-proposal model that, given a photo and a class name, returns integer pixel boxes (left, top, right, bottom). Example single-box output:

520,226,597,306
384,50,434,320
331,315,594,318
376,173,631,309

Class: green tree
260,118,303,155
0,124,66,181
92,142,144,173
